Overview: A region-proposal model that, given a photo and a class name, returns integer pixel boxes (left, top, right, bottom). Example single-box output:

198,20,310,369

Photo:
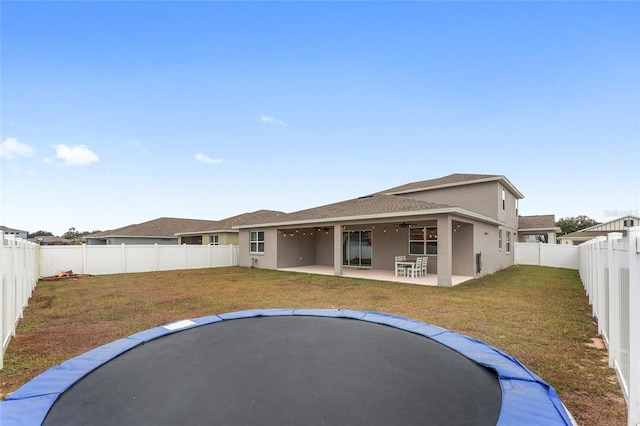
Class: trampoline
2,309,575,425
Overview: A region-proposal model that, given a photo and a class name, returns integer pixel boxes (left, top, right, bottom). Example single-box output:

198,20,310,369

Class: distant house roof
176,210,288,236
85,217,222,240
559,230,628,240
518,215,560,232
558,215,639,242
28,236,73,245
376,173,525,199
0,226,28,234
577,215,639,232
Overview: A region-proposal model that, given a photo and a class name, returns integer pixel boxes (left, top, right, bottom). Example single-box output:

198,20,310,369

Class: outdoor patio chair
414,257,423,278
395,256,408,276
421,257,428,276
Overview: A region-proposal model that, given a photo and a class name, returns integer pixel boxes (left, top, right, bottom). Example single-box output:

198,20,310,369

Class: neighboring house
558,215,639,245
233,173,524,287
27,236,73,245
176,210,287,245
0,226,28,239
84,217,222,245
517,215,561,243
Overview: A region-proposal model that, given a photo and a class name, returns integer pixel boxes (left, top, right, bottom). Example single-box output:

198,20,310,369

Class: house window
210,235,219,245
498,229,502,250
515,199,518,215
250,231,265,253
409,227,437,256
502,188,506,210
506,231,511,253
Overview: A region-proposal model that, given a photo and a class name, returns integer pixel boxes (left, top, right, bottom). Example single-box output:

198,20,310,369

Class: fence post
538,242,543,266
155,243,159,271
82,243,87,274
608,232,623,368
594,236,607,334
121,244,126,273
628,226,640,426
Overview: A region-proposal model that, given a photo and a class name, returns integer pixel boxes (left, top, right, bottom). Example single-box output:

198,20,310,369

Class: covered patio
278,265,474,286
272,213,479,287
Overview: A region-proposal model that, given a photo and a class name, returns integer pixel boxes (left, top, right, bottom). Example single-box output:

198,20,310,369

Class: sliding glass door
342,230,372,267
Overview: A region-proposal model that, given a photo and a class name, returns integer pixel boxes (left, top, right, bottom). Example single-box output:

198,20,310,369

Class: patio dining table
395,260,416,277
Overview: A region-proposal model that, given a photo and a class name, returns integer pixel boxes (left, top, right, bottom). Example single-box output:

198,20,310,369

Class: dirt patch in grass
0,265,627,425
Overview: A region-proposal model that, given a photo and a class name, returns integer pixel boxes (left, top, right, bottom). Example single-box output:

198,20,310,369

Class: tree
27,230,54,238
556,215,600,236
62,227,101,244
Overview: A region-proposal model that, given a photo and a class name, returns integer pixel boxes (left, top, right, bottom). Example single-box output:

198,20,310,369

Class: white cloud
53,144,99,166
194,153,223,164
260,115,287,127
0,137,35,159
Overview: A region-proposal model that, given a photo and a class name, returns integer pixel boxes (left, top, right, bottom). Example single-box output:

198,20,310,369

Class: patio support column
437,216,453,287
333,224,343,276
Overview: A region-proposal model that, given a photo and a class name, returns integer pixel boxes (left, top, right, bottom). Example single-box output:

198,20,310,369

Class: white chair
414,257,423,278
420,257,428,277
395,256,407,276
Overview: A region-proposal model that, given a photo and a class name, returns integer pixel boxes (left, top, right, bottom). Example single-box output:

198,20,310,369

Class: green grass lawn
0,265,627,425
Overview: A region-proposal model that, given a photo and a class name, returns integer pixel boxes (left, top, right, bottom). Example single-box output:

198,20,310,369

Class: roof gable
518,215,556,230
377,173,524,199
581,215,640,232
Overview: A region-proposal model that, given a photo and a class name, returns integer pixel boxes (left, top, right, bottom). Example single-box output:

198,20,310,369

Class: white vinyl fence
39,244,239,276
514,242,580,269
1,233,39,369
0,242,239,369
579,228,640,426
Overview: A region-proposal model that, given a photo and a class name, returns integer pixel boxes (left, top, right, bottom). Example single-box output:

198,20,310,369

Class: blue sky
1,1,639,236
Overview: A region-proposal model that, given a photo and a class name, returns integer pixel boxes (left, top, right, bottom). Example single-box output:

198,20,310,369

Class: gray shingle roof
518,215,556,230
86,217,222,239
177,210,288,234
377,174,503,194
281,194,451,222
27,236,73,245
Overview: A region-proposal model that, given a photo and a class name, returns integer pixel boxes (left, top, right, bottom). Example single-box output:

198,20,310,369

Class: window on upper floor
250,231,265,253
502,188,506,210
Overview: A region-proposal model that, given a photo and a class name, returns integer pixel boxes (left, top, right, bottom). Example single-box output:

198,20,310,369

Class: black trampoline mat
43,316,502,425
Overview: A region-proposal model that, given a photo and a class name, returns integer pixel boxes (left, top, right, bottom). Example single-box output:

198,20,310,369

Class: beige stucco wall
206,232,238,245
407,182,498,219
452,220,474,276
474,222,515,276
497,184,520,229
238,228,279,269
402,181,520,229
275,229,317,268
315,230,334,266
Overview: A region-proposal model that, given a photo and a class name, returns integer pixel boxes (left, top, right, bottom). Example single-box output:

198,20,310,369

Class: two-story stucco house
234,174,523,287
